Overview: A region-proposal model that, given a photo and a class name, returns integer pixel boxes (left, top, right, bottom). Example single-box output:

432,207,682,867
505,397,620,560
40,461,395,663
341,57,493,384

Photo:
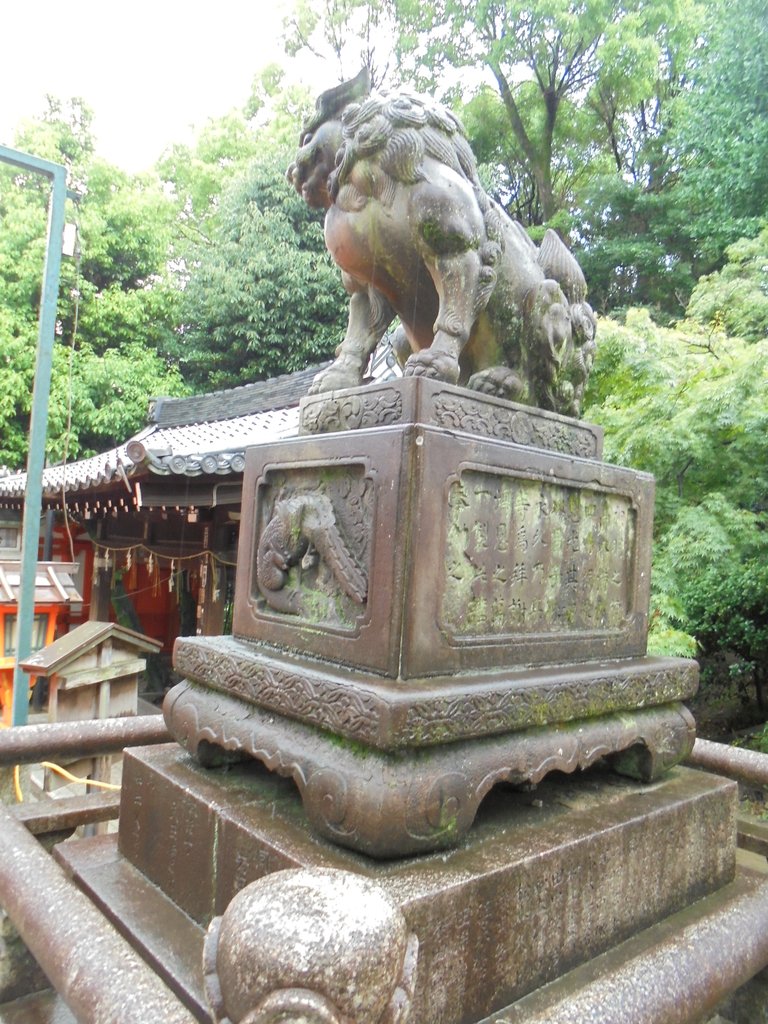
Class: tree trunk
489,62,557,223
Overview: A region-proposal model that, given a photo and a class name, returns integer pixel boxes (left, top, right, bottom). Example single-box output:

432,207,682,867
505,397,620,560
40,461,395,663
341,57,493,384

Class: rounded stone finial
204,867,418,1024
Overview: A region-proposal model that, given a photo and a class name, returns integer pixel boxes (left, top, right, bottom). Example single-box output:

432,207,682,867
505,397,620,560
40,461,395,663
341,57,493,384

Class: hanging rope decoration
83,539,235,603
89,538,236,569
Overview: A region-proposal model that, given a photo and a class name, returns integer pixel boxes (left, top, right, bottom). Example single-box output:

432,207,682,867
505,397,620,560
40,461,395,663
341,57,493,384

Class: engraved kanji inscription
441,470,636,638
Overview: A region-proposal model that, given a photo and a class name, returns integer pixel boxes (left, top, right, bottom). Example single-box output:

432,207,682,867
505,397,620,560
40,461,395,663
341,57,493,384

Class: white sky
0,0,331,173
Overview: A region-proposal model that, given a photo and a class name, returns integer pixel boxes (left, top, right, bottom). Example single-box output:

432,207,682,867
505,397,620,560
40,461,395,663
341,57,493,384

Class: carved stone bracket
164,680,696,858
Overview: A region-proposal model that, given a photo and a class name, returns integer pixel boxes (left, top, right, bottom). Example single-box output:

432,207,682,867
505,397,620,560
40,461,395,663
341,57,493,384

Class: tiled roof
0,344,400,505
0,365,324,503
127,406,300,476
147,363,331,427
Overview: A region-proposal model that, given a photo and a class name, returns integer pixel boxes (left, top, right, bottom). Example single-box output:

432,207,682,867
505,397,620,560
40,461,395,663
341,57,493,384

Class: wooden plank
57,658,145,689
12,792,120,835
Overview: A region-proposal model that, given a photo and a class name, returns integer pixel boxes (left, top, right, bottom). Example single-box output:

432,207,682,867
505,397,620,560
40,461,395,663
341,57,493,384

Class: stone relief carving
173,635,698,750
299,380,603,460
300,389,404,434
253,466,373,630
288,69,597,417
431,393,598,457
257,493,368,615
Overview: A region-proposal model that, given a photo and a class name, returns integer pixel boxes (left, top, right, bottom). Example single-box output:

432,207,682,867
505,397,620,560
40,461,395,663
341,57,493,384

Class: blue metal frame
0,145,68,726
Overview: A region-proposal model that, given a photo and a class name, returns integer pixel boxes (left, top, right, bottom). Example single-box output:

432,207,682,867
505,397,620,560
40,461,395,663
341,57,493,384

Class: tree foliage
671,0,768,263
283,0,397,87
393,0,703,227
686,227,768,344
176,146,347,390
583,311,768,673
0,99,186,468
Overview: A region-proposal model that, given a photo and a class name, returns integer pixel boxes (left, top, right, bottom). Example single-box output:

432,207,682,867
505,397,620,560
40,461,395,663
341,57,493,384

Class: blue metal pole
0,145,68,726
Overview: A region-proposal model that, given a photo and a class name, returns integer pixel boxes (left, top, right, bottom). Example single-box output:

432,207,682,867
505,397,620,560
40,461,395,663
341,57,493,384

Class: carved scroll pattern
175,637,384,744
431,394,599,457
175,637,698,748
300,390,404,434
399,664,699,745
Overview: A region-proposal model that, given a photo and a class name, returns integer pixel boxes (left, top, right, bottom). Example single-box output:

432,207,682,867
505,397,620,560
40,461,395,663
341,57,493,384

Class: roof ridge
147,362,332,427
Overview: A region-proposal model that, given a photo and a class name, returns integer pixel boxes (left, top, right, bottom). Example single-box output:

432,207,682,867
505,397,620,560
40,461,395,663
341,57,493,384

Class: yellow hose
40,762,121,792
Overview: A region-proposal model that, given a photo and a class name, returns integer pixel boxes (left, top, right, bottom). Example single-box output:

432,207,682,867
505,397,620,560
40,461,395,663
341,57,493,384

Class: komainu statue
288,69,597,418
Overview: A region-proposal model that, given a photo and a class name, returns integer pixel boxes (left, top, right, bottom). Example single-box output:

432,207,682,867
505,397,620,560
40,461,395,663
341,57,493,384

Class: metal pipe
0,802,196,1023
0,715,171,766
495,869,768,1024
687,737,768,788
0,145,68,727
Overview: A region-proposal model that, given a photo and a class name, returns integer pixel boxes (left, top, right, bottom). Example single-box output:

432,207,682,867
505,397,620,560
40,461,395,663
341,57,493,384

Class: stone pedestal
165,379,698,856
56,744,738,1024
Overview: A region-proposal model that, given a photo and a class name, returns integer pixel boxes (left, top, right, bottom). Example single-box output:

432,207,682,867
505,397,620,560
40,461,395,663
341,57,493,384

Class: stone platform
55,744,737,1024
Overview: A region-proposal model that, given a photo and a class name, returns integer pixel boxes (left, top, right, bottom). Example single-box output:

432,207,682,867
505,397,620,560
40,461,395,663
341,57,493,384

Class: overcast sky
0,0,330,172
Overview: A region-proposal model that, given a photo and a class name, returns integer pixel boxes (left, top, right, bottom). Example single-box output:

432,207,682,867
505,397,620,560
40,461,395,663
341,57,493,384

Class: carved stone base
173,635,698,750
164,680,695,857
169,381,700,855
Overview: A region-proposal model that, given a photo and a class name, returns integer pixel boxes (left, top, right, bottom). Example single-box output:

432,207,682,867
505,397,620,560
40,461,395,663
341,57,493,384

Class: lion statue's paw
468,366,525,402
308,361,364,395
403,349,460,384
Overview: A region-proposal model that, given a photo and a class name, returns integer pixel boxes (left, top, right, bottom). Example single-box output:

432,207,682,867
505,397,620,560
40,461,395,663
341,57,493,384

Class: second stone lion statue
288,69,597,418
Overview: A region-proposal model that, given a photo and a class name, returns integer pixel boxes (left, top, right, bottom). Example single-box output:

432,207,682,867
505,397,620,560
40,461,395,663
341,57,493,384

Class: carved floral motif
300,390,404,434
431,394,599,457
174,636,698,749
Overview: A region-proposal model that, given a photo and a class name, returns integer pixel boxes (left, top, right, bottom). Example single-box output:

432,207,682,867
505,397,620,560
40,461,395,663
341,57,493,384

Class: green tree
283,0,397,87
583,310,768,674
672,0,768,263
574,173,697,317
686,227,768,344
0,99,186,468
177,146,347,390
393,0,702,226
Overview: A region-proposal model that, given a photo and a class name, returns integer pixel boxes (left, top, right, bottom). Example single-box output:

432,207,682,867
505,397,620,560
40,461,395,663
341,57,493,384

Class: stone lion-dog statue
288,69,596,417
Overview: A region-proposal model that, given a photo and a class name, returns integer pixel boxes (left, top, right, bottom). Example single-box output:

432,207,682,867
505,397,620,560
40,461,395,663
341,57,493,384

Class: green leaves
177,147,347,389
0,99,187,468
687,227,768,344
671,0,768,262
583,311,768,664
